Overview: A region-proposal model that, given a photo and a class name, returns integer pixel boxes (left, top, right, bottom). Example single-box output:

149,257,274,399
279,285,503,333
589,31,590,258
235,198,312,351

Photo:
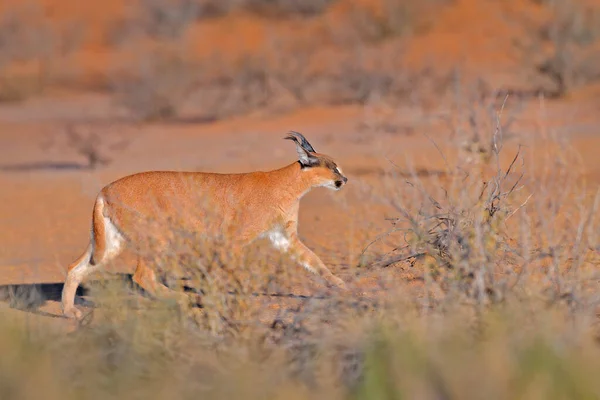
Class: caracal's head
284,131,348,191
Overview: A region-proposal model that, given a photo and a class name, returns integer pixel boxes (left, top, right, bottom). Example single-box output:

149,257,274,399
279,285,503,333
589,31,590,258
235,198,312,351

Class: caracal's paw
63,306,83,320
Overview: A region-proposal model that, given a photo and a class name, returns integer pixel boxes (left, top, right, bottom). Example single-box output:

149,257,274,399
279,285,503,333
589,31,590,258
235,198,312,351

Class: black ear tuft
284,131,319,167
284,131,316,153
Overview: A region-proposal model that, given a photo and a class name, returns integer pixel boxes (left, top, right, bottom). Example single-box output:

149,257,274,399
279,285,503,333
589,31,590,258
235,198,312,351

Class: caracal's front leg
275,222,346,290
290,235,347,289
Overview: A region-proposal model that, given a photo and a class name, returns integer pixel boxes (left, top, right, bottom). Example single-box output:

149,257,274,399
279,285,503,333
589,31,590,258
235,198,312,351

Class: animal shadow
0,273,137,318
0,161,91,172
0,274,209,318
0,274,327,319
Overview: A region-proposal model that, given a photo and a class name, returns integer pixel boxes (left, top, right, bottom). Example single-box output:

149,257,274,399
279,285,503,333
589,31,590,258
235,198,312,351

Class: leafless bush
107,0,200,46
137,0,200,39
443,82,522,164
111,45,199,121
188,40,454,117
105,0,456,119
0,4,54,66
333,50,396,105
362,92,597,314
340,0,415,44
195,0,238,18
326,45,424,106
537,0,600,95
67,124,131,169
226,53,273,112
3,284,45,311
0,75,44,103
265,35,318,106
188,52,274,119
0,2,85,101
107,0,332,44
333,0,452,45
242,0,336,18
42,123,131,169
369,154,527,306
158,49,285,121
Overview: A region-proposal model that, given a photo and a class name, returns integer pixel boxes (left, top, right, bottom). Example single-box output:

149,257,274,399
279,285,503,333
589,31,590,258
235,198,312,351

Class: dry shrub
135,0,200,40
364,113,525,308
333,0,453,45
216,38,424,113
328,45,407,105
107,0,206,47
222,52,273,114
63,123,131,169
37,123,132,170
2,84,600,398
105,0,455,120
325,44,453,109
0,2,84,102
241,0,336,18
0,75,45,103
348,306,600,399
3,297,600,399
0,3,54,66
105,0,205,120
106,0,331,48
537,0,600,94
111,45,199,121
60,90,597,397
265,34,319,107
364,89,599,314
111,47,276,122
186,52,274,120
443,80,522,163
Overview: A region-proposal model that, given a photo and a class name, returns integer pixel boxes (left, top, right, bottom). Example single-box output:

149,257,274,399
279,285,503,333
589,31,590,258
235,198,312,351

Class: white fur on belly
267,230,290,252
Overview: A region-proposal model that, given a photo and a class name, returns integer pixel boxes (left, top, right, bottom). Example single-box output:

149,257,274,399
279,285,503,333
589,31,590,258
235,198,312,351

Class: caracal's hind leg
62,244,95,319
62,241,124,319
62,196,124,319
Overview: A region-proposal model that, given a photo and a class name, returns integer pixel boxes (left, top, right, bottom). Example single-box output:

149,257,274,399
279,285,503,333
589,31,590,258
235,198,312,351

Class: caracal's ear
284,131,319,167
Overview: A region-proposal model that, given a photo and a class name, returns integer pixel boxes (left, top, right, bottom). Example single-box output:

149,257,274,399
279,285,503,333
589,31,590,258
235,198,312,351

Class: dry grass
61,123,132,169
1,1,600,396
2,94,600,399
110,44,200,121
242,0,336,18
535,0,600,95
106,0,202,47
107,0,334,48
0,2,84,102
103,0,456,121
332,0,453,45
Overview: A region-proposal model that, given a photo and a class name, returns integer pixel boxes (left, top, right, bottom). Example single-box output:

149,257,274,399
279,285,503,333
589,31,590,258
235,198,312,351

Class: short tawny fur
61,132,348,319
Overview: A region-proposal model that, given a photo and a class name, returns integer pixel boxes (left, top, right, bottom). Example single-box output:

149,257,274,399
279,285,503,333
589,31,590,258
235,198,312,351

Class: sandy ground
2,93,599,322
1,0,599,328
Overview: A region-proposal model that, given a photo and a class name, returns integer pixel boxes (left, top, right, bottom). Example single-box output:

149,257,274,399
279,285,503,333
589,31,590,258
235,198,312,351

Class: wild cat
61,131,348,319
